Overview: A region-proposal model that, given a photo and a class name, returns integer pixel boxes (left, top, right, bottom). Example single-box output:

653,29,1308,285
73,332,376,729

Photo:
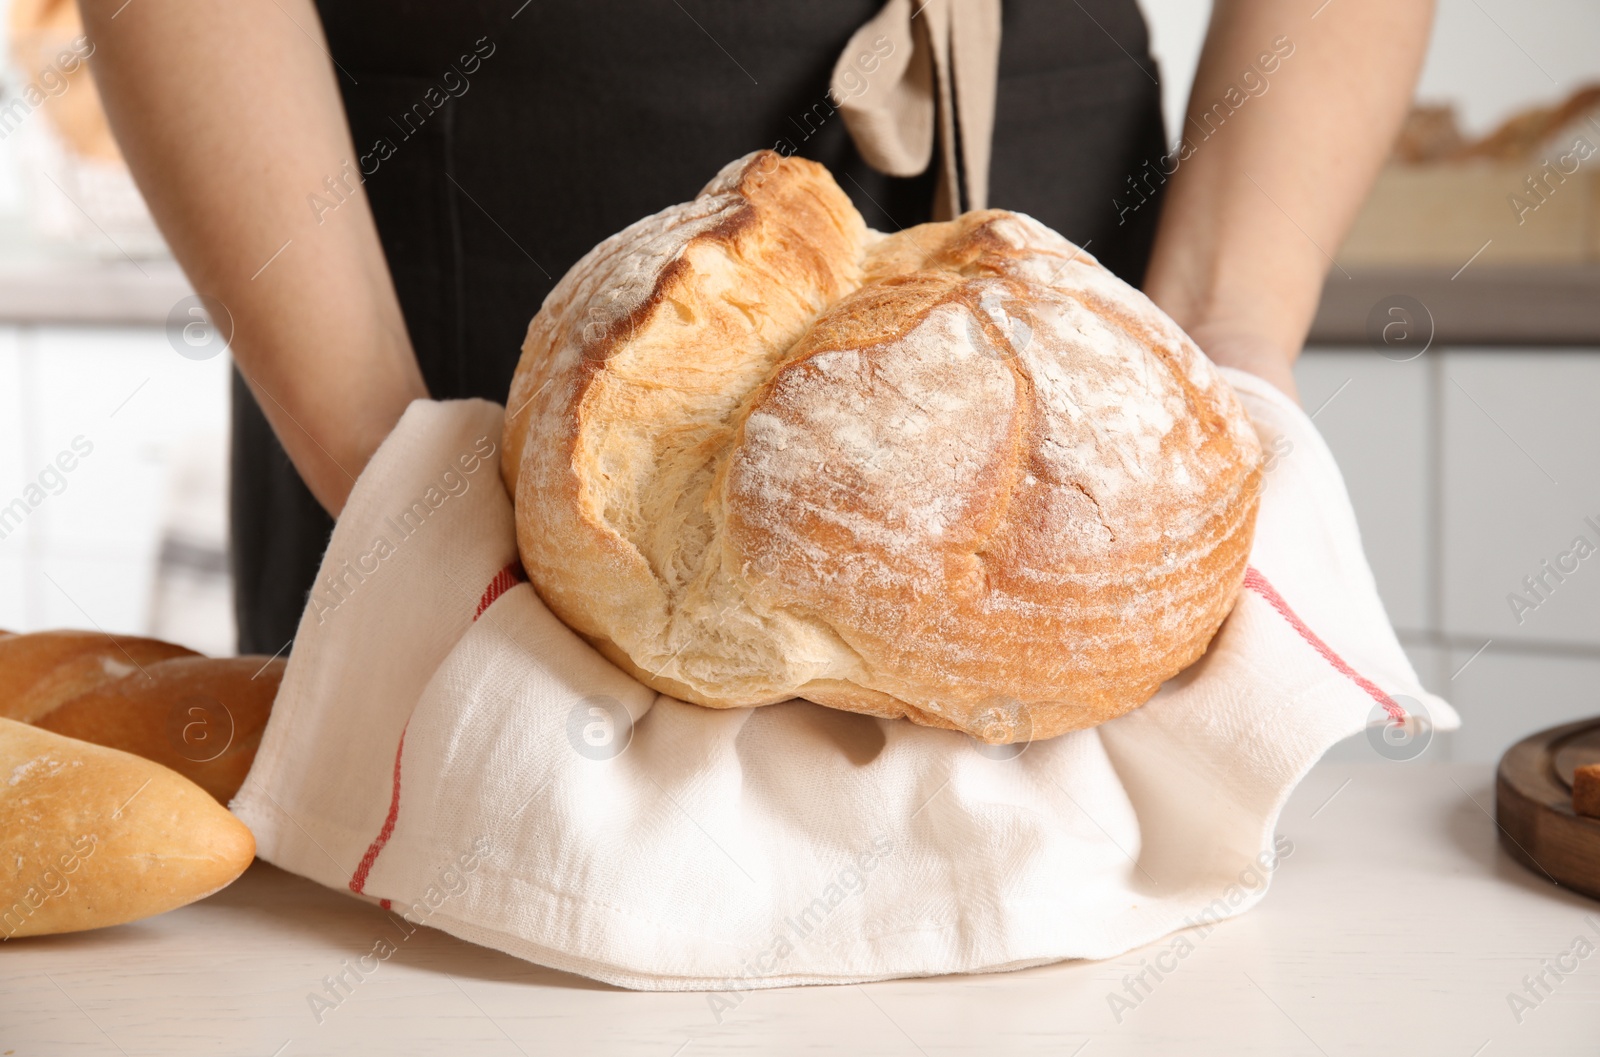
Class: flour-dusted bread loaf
0,718,255,938
503,151,1262,743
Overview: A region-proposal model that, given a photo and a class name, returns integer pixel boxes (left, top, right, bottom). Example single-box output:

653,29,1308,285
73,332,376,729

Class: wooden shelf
1310,266,1600,347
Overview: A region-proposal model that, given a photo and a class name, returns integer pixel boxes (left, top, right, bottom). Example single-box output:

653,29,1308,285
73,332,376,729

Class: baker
79,0,1432,654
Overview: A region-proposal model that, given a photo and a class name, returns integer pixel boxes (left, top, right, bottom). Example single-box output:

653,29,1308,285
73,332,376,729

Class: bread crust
0,717,255,938
504,151,1261,742
0,631,285,803
0,630,198,724
38,656,284,804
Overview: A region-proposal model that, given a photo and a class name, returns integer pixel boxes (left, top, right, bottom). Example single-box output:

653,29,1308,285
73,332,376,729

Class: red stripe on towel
348,560,527,897
1242,565,1406,722
475,560,527,620
349,720,408,895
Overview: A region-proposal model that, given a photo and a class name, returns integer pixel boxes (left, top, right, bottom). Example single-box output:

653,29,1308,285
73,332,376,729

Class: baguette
38,655,283,804
0,630,198,723
0,630,281,803
0,717,255,938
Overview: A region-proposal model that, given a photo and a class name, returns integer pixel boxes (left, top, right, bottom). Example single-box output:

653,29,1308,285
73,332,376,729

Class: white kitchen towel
231,367,1458,991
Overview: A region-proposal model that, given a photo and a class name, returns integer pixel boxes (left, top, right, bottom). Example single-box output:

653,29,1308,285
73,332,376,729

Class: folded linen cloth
231,367,1458,991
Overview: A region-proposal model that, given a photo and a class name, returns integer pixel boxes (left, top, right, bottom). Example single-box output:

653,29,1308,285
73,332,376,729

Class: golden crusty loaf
0,718,255,938
502,151,1262,743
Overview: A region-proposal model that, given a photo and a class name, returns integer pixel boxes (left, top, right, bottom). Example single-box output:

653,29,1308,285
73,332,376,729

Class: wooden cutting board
1496,716,1600,900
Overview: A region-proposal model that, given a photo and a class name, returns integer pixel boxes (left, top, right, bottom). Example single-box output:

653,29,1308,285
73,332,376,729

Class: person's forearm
80,0,426,514
1143,0,1435,399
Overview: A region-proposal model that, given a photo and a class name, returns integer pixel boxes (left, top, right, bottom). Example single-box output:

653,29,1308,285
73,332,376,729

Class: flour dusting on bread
502,151,1261,742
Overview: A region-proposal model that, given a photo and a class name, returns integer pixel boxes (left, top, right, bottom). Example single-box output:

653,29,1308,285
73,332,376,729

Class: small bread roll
503,151,1261,743
0,630,198,724
0,718,255,938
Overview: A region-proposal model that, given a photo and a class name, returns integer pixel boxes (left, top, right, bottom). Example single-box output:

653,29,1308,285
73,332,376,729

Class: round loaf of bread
502,151,1262,743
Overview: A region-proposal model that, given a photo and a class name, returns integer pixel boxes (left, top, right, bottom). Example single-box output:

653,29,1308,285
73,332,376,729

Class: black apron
233,0,1169,653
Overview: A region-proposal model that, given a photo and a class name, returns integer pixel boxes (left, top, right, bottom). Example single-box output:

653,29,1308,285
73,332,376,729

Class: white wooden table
5,762,1598,1055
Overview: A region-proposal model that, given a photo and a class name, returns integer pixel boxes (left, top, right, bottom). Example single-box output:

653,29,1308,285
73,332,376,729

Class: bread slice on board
0,717,255,938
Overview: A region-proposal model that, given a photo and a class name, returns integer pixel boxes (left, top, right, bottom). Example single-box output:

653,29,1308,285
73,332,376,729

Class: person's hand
1141,0,1435,409
1185,325,1299,403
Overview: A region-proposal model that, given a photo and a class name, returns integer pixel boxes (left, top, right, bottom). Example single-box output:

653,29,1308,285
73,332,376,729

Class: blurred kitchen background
1,0,1597,762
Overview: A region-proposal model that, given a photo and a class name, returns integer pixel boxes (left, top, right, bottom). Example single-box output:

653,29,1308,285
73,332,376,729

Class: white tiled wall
1445,645,1600,763
0,324,233,655
1294,349,1434,634
1440,353,1600,648
1296,346,1600,764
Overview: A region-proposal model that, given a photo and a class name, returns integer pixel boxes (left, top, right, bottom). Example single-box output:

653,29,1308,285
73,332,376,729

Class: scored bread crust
502,151,1261,743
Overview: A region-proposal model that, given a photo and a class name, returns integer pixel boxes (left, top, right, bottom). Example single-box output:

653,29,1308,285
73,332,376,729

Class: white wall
1418,0,1600,135
1141,0,1600,142
0,325,235,656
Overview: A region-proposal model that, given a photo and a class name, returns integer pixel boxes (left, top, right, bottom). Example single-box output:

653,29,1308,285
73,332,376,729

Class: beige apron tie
829,0,1001,221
